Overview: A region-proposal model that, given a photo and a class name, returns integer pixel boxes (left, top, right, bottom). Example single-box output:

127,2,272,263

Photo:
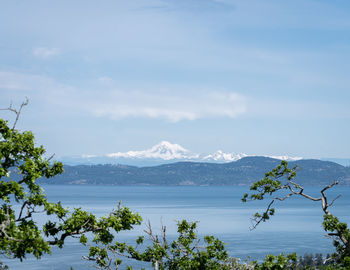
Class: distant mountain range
41,156,350,186
59,141,303,167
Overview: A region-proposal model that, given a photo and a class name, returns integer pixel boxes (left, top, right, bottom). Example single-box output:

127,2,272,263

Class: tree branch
0,97,29,129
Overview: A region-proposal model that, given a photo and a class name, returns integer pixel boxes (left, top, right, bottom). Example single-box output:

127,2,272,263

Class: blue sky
1,0,350,158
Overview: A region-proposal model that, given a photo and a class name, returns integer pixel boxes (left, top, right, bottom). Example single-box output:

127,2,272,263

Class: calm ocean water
4,185,350,269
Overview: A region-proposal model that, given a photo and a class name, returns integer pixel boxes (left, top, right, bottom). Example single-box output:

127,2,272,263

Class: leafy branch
242,160,350,267
0,101,142,266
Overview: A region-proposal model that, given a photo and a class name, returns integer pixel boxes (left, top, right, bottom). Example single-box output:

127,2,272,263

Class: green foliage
0,118,63,259
0,116,142,266
84,220,231,269
255,253,297,270
322,214,350,267
242,160,350,268
162,220,228,269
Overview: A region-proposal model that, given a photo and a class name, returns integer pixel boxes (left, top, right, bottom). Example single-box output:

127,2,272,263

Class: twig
0,97,29,129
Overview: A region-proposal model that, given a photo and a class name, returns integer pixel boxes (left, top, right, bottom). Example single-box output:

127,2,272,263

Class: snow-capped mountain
106,141,199,160
268,155,303,161
203,150,248,162
59,141,303,166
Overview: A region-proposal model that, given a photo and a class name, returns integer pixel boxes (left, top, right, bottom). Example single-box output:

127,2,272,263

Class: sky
1,0,350,159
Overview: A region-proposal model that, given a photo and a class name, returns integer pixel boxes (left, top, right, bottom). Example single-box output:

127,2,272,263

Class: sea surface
3,185,350,269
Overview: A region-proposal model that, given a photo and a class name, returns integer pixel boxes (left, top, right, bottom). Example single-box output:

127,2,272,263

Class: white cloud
87,89,246,122
97,76,113,84
3,71,349,123
2,71,350,122
97,76,115,87
32,47,60,58
0,71,246,122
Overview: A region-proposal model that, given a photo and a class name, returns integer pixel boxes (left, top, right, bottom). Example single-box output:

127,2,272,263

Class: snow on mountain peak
203,150,248,162
267,155,303,161
107,141,197,160
151,141,189,154
102,141,303,163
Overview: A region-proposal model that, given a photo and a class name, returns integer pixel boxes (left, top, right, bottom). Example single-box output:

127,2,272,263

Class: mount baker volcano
59,141,302,166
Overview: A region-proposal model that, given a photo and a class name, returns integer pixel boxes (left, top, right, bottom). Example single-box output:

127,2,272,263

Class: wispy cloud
0,71,246,122
32,47,60,58
2,71,350,122
90,90,246,122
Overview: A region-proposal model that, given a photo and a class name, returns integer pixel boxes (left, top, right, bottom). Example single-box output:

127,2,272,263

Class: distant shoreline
38,157,350,186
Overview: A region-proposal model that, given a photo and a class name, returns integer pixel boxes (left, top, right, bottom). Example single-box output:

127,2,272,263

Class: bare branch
275,192,294,201
323,256,333,265
0,97,29,129
47,154,55,161
161,224,167,247
298,190,322,202
17,201,29,222
328,194,342,208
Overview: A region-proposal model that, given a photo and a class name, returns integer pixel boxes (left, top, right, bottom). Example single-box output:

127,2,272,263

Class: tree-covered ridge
38,157,350,186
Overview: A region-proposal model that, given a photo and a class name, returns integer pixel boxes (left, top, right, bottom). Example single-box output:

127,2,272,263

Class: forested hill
39,157,350,186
